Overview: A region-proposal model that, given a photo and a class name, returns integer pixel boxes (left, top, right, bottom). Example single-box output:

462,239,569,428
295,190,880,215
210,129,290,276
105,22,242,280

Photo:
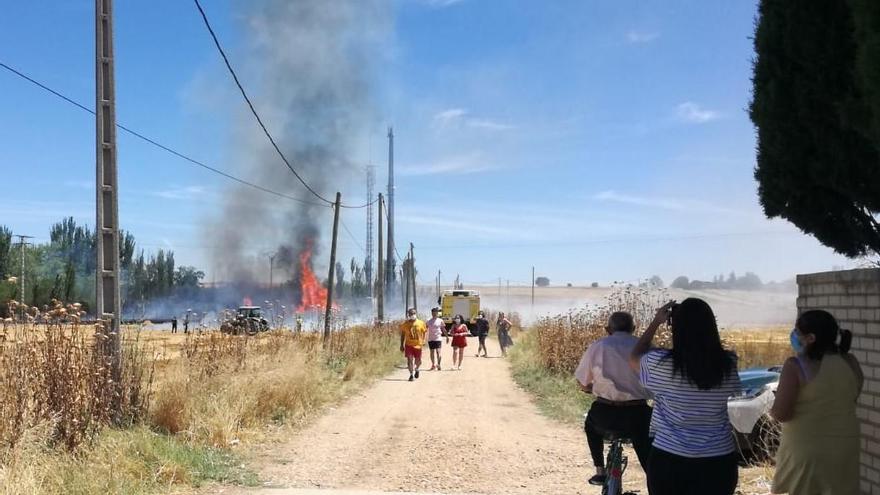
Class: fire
243,296,253,306
297,240,328,313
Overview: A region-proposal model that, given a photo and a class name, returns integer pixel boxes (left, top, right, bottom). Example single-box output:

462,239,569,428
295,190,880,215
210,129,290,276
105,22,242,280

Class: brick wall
797,268,880,494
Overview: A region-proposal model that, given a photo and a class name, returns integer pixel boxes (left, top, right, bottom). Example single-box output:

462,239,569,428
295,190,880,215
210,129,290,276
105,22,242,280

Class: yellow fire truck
438,289,481,332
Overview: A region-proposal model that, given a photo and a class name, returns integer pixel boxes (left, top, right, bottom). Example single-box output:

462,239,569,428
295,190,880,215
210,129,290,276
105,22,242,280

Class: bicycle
601,432,638,495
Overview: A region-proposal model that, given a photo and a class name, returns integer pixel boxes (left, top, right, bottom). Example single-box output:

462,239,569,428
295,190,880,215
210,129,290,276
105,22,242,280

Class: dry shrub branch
533,286,673,374
0,302,152,453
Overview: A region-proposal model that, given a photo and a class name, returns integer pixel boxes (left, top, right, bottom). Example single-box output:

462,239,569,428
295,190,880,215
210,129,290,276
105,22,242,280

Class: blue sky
0,0,857,287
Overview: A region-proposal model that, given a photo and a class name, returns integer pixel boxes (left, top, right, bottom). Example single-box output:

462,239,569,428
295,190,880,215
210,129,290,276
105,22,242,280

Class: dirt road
211,338,644,495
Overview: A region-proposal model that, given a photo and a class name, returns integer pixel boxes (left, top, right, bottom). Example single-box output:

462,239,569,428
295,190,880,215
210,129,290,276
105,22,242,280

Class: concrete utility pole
385,127,395,299
14,235,33,320
410,243,417,312
324,192,342,346
365,165,375,297
404,253,411,313
95,0,121,375
376,194,385,323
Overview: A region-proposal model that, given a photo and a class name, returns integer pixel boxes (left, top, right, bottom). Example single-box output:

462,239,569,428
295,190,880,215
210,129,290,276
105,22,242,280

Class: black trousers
584,401,652,471
646,447,738,495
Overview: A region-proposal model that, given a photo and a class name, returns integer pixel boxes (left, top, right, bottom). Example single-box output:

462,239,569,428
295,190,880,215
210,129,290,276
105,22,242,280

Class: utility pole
401,267,406,308
410,243,417,312
268,252,276,289
365,165,375,297
324,192,342,346
14,235,33,320
376,193,384,323
506,279,510,314
404,253,411,312
436,269,441,302
531,266,535,312
385,127,395,300
96,0,121,382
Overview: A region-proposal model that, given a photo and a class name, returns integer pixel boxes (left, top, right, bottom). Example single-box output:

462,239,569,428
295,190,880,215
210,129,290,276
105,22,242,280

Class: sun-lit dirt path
209,338,645,495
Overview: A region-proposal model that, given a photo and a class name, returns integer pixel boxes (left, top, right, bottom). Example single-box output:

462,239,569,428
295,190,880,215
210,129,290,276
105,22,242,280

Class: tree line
668,272,794,292
0,217,204,317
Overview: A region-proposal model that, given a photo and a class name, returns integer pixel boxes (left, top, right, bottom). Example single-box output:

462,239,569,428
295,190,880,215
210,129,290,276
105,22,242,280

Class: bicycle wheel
602,441,623,495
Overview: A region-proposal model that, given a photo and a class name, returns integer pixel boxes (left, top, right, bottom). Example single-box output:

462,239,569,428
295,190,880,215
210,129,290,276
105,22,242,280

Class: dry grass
0,311,400,494
722,326,792,369
149,325,399,446
531,286,674,374
530,287,790,376
0,303,152,453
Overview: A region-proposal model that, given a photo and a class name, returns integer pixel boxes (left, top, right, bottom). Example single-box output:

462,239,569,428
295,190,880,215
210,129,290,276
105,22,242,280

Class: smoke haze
207,0,391,286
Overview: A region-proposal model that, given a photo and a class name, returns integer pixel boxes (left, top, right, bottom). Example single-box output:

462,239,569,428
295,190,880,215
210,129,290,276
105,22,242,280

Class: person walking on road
770,310,862,495
630,298,742,495
448,314,470,370
426,307,445,371
400,308,427,382
575,311,652,486
497,312,514,357
475,311,490,357
171,317,178,333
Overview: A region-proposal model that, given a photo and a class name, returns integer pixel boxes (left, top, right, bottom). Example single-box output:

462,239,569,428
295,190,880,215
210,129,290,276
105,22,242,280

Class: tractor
220,306,270,335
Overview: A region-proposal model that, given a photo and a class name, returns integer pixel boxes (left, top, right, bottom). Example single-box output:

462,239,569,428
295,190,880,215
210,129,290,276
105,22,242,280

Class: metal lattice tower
365,165,375,297
95,0,121,359
385,127,396,295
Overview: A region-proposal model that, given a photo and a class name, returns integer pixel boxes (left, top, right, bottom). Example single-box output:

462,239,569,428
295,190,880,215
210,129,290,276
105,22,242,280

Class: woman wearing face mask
770,310,863,495
449,314,470,370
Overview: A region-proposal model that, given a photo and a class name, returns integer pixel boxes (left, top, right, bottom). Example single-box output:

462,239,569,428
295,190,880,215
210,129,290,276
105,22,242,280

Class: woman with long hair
771,310,862,495
497,312,514,357
630,298,742,495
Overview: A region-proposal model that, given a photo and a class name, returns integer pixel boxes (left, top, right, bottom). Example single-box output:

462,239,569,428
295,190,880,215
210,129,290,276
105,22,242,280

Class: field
458,284,797,328
0,285,795,494
0,319,400,494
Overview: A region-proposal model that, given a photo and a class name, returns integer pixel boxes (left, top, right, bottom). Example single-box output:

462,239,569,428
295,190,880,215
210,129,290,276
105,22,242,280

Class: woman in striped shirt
630,298,742,495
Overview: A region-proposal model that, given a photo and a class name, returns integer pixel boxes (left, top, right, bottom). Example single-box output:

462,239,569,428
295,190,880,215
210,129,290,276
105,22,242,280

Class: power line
191,0,378,210
0,61,329,209
192,0,333,206
340,217,364,253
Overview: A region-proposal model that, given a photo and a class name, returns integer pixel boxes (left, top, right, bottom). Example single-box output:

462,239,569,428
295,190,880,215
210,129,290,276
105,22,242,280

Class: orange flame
297,240,328,313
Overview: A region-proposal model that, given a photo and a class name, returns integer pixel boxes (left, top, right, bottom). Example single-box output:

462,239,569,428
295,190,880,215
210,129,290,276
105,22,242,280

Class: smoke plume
207,0,390,286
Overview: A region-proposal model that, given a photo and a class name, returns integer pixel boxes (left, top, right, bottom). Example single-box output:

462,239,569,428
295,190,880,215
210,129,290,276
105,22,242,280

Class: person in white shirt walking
575,311,652,486
426,307,445,371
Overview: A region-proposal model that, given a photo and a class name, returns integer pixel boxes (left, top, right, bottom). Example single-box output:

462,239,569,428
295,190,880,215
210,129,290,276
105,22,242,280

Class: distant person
771,310,862,495
630,299,742,495
171,317,178,333
426,307,445,371
475,311,490,357
448,314,470,370
575,312,652,486
496,312,514,357
399,307,427,382
183,312,190,334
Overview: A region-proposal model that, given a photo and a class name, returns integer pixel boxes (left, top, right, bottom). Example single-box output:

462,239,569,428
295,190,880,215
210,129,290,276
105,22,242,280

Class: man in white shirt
425,307,445,371
575,311,652,486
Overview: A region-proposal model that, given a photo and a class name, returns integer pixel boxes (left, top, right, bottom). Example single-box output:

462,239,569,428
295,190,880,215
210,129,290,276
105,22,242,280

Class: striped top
639,349,742,458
